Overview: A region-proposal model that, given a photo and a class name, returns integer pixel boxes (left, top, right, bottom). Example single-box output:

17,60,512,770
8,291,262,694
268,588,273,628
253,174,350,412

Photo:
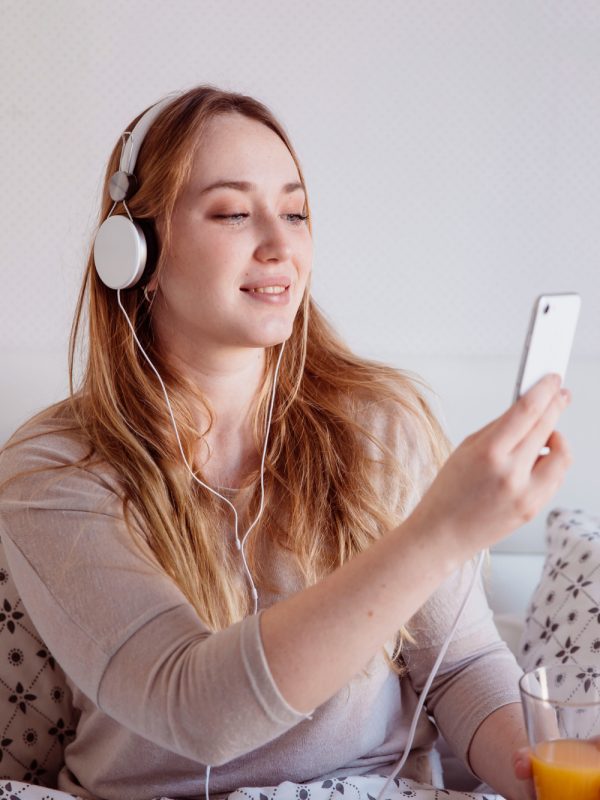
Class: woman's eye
213,214,249,223
213,213,308,225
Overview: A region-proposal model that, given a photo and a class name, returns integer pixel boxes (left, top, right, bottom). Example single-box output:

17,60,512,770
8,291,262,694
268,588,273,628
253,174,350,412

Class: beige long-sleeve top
0,401,524,800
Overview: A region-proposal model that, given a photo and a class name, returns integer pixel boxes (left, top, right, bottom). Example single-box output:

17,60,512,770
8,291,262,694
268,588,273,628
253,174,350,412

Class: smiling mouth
240,285,290,295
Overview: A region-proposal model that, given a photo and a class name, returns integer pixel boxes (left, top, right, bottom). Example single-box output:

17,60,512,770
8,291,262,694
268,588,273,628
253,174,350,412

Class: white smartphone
513,292,581,404
513,292,581,455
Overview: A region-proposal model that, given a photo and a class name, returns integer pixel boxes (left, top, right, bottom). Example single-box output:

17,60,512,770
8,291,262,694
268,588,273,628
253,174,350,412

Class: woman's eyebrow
199,180,305,196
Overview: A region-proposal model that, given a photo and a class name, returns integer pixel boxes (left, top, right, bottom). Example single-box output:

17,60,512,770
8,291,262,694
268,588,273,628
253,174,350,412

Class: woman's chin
244,322,294,349
251,334,291,350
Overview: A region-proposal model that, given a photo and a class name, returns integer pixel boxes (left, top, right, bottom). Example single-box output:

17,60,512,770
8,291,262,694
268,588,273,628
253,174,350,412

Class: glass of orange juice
519,664,600,800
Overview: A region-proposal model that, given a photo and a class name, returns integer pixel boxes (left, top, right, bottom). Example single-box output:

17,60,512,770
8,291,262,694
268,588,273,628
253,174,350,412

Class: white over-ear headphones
93,91,183,290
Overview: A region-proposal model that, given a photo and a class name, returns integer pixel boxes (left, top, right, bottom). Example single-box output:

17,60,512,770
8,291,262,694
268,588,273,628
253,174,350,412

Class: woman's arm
0,375,569,766
468,702,535,800
260,511,462,714
261,376,570,715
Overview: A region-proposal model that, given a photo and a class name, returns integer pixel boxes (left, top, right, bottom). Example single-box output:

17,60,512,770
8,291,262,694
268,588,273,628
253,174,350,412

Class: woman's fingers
491,374,562,454
513,388,571,467
408,371,575,563
512,746,533,780
528,429,573,502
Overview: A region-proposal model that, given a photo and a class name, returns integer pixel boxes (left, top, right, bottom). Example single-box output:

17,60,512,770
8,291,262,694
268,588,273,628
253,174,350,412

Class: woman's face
148,112,313,358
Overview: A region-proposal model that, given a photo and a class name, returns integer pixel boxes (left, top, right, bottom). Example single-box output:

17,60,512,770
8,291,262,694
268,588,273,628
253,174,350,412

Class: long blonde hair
2,85,454,674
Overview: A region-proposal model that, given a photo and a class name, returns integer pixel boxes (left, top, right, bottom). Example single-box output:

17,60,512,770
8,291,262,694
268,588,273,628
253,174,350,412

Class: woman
0,85,571,800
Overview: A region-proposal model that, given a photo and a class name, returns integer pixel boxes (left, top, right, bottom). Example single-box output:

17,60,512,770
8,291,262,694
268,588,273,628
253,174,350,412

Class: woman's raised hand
259,374,573,717
409,373,573,562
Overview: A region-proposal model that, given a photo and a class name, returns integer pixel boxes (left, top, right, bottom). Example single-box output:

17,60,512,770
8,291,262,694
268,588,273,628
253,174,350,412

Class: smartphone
513,292,581,454
513,293,581,404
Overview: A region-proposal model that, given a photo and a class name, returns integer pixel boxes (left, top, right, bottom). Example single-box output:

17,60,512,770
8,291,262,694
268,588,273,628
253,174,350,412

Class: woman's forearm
260,513,462,714
468,702,534,800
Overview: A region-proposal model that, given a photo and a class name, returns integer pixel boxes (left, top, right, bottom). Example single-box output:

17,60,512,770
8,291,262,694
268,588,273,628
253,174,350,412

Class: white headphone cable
205,765,211,800
116,288,285,613
374,549,486,800
117,289,291,800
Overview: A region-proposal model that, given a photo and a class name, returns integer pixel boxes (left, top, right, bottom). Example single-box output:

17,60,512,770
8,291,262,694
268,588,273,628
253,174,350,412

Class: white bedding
0,776,504,800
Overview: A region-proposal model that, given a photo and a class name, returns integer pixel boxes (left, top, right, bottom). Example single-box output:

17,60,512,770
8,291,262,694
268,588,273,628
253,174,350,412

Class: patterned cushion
0,534,79,787
518,507,600,673
0,780,79,799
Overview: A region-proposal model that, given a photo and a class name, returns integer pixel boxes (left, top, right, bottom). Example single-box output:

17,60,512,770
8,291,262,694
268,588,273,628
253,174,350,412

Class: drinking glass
519,664,600,800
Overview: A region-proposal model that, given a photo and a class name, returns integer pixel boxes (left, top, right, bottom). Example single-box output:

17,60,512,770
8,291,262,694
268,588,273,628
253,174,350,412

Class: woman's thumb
512,746,533,780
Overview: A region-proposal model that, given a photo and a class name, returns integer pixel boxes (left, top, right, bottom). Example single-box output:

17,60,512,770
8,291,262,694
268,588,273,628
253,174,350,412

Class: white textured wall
2,0,599,554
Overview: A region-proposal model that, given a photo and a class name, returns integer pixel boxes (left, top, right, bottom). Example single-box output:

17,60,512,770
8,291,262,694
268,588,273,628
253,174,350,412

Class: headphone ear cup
135,217,159,288
93,215,154,290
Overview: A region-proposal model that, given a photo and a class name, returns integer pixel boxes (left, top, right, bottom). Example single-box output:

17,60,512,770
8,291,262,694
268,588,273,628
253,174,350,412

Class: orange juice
530,738,600,800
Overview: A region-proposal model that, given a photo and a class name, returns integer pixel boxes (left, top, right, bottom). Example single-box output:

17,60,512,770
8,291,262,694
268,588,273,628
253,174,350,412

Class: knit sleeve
0,427,311,767
365,392,523,773
401,560,523,773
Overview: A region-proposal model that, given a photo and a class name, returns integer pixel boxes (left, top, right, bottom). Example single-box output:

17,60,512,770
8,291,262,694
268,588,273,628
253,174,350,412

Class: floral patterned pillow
518,507,600,676
0,534,79,788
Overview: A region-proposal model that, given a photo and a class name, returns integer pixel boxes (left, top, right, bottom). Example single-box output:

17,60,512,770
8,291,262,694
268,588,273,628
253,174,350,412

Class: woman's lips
240,285,291,305
239,275,291,290
239,275,292,305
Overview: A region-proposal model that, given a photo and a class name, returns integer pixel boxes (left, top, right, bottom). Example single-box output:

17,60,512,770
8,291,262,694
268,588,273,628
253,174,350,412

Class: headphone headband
119,91,183,176
94,90,183,290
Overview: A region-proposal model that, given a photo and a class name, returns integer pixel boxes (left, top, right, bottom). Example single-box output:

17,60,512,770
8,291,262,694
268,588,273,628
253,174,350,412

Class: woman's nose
254,221,294,263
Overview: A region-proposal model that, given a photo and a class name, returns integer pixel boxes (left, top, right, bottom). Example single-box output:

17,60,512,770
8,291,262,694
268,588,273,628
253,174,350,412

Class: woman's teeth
250,286,287,294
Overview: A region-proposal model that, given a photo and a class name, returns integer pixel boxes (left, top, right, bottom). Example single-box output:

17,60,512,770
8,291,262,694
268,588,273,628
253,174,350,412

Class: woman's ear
145,274,159,293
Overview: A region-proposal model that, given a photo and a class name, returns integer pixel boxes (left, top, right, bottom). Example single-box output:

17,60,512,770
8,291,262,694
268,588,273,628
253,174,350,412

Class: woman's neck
167,346,268,489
